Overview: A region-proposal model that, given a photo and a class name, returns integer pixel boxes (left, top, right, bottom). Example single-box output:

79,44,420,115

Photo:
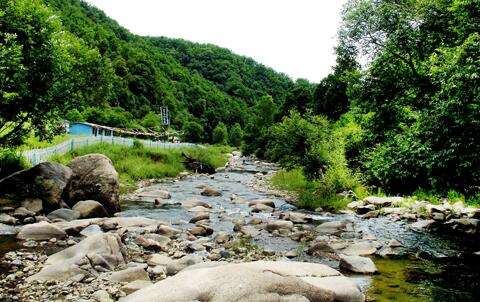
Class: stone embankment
347,196,480,235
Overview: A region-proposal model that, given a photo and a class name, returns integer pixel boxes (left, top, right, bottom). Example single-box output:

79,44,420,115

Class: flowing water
120,158,480,301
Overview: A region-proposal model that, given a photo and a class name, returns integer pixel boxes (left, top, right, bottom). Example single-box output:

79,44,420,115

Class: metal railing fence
20,136,202,165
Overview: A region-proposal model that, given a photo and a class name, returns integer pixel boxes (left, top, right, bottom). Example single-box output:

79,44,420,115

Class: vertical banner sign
161,107,169,126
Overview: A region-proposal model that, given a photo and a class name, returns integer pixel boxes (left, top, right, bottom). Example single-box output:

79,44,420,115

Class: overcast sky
86,0,347,83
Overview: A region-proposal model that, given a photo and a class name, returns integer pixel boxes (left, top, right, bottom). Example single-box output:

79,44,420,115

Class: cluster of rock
0,152,389,301
348,196,480,235
0,154,121,234
0,210,366,301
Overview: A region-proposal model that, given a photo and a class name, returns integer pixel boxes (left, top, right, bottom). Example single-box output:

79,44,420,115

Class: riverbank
50,143,231,194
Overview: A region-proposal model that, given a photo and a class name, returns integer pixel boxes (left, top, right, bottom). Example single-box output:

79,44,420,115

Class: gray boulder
26,233,124,281
200,187,222,197
0,162,72,213
64,154,120,215
72,200,109,218
109,266,150,283
17,221,66,241
20,198,43,214
0,223,18,235
0,214,17,225
265,220,294,232
339,255,377,274
121,261,364,302
47,208,80,221
341,241,378,256
166,255,203,275
248,199,275,208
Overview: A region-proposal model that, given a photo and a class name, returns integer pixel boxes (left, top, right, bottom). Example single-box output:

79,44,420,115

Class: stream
119,158,480,301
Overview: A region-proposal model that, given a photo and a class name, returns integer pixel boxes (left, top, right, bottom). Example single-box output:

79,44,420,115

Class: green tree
229,123,243,147
65,109,85,122
280,80,315,116
141,111,162,131
182,121,204,143
0,0,106,147
212,122,228,145
313,44,359,120
266,110,357,196
243,96,277,156
338,0,480,195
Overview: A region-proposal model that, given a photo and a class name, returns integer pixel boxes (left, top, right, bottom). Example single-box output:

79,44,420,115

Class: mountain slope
42,0,294,140
148,37,294,105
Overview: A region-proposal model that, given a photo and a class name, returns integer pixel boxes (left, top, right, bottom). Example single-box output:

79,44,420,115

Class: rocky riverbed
0,152,479,301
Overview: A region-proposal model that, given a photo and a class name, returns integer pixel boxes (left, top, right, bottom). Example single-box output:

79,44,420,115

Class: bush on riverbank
50,143,229,193
266,111,364,211
0,149,29,180
270,168,366,211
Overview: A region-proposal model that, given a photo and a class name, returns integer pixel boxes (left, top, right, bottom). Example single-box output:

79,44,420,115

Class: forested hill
148,37,293,106
41,0,294,138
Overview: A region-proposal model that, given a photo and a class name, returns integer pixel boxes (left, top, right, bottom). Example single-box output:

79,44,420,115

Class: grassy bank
16,133,75,151
270,168,368,211
50,143,232,193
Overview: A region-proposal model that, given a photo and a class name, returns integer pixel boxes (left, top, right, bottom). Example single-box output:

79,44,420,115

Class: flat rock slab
341,241,378,256
121,280,153,295
109,266,150,283
147,254,172,266
181,200,211,209
0,223,17,235
315,220,351,235
17,221,66,241
166,255,203,276
120,261,362,302
411,219,437,230
79,224,103,237
136,190,171,199
363,196,404,207
301,276,365,302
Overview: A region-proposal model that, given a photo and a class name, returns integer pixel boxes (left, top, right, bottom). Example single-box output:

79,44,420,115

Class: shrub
212,122,228,145
0,149,29,180
229,123,243,147
133,139,144,149
182,121,204,143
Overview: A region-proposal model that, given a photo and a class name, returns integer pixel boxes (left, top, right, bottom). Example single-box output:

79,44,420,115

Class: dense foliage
339,0,480,195
0,0,107,146
1,0,294,146
1,0,478,204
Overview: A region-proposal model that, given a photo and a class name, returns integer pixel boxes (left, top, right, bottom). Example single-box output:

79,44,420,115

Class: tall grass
270,168,361,211
16,133,75,151
50,143,229,193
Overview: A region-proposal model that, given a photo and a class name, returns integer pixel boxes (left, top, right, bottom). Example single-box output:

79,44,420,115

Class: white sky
86,0,347,83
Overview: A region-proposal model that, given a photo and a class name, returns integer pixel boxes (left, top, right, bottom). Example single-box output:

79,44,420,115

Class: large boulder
0,162,72,213
121,261,364,302
17,221,66,241
26,233,125,282
339,255,377,274
64,154,120,215
46,208,80,222
72,200,109,218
